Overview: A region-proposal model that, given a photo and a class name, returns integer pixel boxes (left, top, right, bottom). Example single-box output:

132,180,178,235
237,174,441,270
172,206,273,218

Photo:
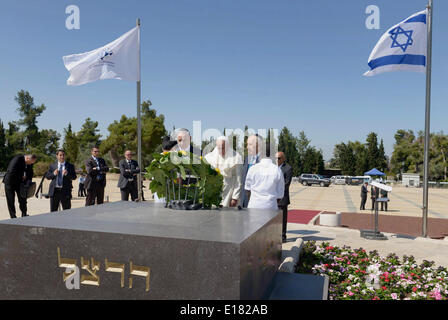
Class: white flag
63,26,139,86
364,10,427,77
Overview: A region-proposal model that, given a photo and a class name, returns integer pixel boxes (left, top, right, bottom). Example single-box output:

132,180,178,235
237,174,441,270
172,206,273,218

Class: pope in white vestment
204,136,243,207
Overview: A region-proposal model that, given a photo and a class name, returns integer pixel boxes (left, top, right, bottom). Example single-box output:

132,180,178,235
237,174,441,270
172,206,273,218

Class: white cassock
244,158,284,210
204,147,243,207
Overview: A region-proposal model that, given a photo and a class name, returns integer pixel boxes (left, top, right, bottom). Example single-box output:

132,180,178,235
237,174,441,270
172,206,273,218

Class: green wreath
145,151,223,208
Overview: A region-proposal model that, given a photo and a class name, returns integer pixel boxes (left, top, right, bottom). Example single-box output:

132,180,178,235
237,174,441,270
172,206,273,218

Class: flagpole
422,0,433,237
137,18,142,202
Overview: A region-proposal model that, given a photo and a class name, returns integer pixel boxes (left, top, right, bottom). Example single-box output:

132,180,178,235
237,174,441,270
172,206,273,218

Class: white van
330,175,350,185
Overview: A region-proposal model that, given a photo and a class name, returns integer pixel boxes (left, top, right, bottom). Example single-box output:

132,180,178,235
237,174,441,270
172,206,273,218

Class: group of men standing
2,146,140,219
172,129,293,242
360,181,389,211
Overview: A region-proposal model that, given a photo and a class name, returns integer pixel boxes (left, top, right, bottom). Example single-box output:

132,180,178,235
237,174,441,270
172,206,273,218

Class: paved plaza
289,182,448,220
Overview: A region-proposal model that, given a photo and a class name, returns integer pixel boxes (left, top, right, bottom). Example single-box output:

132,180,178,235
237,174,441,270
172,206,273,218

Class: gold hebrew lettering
105,258,125,288
129,261,150,292
80,256,100,286
57,247,77,282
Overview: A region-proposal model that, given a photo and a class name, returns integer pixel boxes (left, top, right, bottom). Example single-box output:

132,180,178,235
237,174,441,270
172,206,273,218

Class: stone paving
289,182,448,220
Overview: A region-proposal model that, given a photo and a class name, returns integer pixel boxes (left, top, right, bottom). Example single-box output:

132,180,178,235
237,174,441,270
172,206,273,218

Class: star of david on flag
389,26,413,52
364,9,427,77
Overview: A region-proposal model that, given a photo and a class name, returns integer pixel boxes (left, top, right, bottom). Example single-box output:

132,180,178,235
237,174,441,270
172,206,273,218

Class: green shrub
33,161,52,177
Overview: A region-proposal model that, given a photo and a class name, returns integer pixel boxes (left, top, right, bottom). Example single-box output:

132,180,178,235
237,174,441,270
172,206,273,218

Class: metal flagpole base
360,229,388,240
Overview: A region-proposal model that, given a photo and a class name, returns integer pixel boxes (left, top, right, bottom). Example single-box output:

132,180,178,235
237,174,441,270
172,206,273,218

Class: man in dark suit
360,182,368,210
45,149,77,212
117,150,140,201
84,147,109,206
2,154,37,218
276,151,293,243
240,134,262,208
380,188,389,211
370,185,378,211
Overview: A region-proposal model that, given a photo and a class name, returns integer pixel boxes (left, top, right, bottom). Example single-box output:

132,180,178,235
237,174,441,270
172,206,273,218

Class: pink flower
391,293,398,300
431,289,442,300
348,291,354,296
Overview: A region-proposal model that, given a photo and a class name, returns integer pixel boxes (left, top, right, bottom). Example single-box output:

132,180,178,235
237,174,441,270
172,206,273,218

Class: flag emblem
100,50,113,61
389,26,414,52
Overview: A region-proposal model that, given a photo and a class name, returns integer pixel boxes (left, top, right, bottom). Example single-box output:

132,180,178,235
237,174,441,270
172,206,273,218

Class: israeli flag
364,9,427,77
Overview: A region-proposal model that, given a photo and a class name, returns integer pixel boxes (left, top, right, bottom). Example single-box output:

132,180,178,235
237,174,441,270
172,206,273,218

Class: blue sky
1,0,447,161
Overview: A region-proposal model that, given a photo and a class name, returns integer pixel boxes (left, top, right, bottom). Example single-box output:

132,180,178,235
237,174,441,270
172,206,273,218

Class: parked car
330,175,350,185
346,176,365,185
299,174,331,187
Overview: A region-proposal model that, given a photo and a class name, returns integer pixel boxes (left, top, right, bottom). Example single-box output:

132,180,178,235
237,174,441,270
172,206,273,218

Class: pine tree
378,139,388,172
366,132,380,170
14,90,46,148
278,127,300,176
63,123,79,164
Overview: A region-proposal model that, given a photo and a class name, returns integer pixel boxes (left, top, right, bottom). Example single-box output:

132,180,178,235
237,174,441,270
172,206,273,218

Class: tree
296,131,312,174
366,132,380,170
100,100,166,168
14,90,46,148
36,129,60,159
5,121,22,155
278,127,300,176
333,142,356,175
77,117,101,148
390,129,416,175
63,123,79,164
302,147,324,174
350,141,368,176
76,117,102,168
429,132,448,181
378,139,388,173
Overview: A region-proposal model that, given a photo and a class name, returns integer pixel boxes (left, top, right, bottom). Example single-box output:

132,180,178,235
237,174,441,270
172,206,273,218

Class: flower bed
296,241,448,300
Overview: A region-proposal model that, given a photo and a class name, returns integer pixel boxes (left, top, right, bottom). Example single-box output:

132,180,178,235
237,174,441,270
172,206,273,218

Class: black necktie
57,164,63,187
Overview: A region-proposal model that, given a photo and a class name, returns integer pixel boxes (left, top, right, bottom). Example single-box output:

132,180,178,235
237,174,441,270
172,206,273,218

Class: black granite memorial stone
0,202,282,299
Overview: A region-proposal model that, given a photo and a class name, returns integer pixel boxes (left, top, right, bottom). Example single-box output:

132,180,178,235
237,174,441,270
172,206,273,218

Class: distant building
402,173,420,187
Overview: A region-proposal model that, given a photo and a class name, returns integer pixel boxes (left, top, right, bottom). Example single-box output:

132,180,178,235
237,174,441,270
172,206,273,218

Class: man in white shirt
240,134,262,208
244,157,285,210
204,136,242,207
